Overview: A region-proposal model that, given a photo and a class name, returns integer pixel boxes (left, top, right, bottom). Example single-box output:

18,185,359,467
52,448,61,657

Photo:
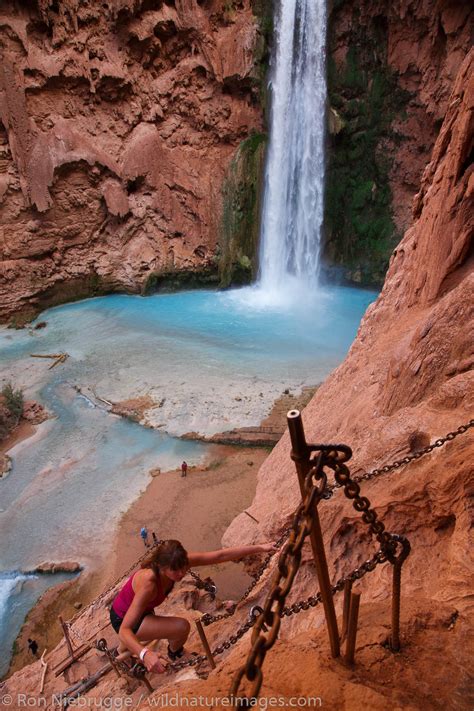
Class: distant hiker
28,638,39,657
109,539,276,674
152,531,159,546
181,461,187,478
140,526,149,547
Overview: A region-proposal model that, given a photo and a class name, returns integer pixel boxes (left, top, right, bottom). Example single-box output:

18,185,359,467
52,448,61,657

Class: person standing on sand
140,526,149,547
181,461,187,477
110,539,275,673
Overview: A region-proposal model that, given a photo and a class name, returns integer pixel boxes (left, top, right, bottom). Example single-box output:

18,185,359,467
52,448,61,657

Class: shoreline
4,385,316,678
2,281,379,331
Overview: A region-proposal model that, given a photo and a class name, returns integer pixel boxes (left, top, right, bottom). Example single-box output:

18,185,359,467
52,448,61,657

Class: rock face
33,560,82,574
0,0,265,322
324,0,473,285
22,400,48,424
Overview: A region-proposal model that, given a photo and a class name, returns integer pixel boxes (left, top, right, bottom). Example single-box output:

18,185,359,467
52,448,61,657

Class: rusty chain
229,439,411,702
229,462,327,699
280,548,386,617
199,418,455,627
319,445,404,562
323,419,474,499
96,638,151,682
189,570,218,597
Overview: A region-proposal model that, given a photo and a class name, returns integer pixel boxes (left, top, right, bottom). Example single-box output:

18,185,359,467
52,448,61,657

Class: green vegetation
142,267,219,295
2,383,24,423
0,382,24,440
325,14,411,286
251,0,273,111
218,132,267,287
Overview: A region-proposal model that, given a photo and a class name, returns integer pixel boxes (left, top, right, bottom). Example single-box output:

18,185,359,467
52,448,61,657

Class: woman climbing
110,538,275,674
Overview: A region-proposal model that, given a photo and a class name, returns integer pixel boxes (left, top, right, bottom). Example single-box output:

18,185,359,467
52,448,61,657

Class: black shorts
110,607,144,634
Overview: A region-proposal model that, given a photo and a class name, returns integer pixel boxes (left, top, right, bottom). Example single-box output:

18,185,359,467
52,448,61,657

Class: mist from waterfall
258,0,327,300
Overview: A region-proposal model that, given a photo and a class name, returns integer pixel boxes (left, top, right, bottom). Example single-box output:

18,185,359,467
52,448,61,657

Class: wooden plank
54,644,92,677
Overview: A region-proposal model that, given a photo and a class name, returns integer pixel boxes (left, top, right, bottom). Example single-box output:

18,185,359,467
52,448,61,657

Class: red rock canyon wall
0,0,264,321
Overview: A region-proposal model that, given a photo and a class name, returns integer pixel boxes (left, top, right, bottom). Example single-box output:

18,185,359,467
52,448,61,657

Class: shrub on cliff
0,383,24,440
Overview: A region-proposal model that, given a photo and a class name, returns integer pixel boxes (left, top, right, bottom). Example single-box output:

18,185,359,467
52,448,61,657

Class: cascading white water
258,0,327,294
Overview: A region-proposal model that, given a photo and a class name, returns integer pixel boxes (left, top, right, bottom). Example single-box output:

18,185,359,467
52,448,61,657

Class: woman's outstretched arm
188,543,275,567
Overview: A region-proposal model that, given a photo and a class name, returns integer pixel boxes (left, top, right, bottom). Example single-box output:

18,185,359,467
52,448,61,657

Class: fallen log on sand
30,353,69,369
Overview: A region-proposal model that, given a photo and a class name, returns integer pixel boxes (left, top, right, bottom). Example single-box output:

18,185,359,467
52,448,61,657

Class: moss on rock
218,132,267,287
251,0,273,111
324,11,411,286
142,267,219,295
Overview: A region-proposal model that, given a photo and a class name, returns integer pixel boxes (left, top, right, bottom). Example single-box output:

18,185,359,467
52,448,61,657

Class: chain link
230,438,412,702
189,570,218,597
280,549,386,617
324,418,474,499
95,638,152,682
170,549,387,674
230,464,327,700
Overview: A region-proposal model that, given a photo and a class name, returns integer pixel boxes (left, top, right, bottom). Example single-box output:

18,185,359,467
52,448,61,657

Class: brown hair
141,539,189,573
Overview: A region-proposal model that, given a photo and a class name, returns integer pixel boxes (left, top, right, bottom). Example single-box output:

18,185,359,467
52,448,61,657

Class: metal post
341,579,353,643
109,656,123,680
195,619,216,669
287,410,340,658
391,560,402,652
344,591,361,665
59,616,75,659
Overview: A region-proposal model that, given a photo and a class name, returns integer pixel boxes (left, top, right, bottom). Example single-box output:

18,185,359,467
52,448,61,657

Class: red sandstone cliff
0,0,264,321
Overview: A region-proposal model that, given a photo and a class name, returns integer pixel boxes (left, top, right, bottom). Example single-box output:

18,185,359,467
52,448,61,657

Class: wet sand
0,421,36,477
0,421,37,456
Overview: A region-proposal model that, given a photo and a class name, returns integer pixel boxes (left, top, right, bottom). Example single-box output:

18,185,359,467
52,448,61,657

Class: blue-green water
0,285,376,676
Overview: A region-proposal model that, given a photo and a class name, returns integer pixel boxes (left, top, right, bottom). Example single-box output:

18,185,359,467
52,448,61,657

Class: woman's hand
143,650,166,674
260,542,277,554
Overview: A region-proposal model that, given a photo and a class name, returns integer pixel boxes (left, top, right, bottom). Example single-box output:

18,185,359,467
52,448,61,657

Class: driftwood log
30,353,69,369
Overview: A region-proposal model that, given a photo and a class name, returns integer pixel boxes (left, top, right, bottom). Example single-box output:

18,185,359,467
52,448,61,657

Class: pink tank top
112,571,169,619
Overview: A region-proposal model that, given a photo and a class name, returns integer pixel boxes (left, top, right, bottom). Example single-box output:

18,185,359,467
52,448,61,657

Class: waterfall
258,0,327,294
